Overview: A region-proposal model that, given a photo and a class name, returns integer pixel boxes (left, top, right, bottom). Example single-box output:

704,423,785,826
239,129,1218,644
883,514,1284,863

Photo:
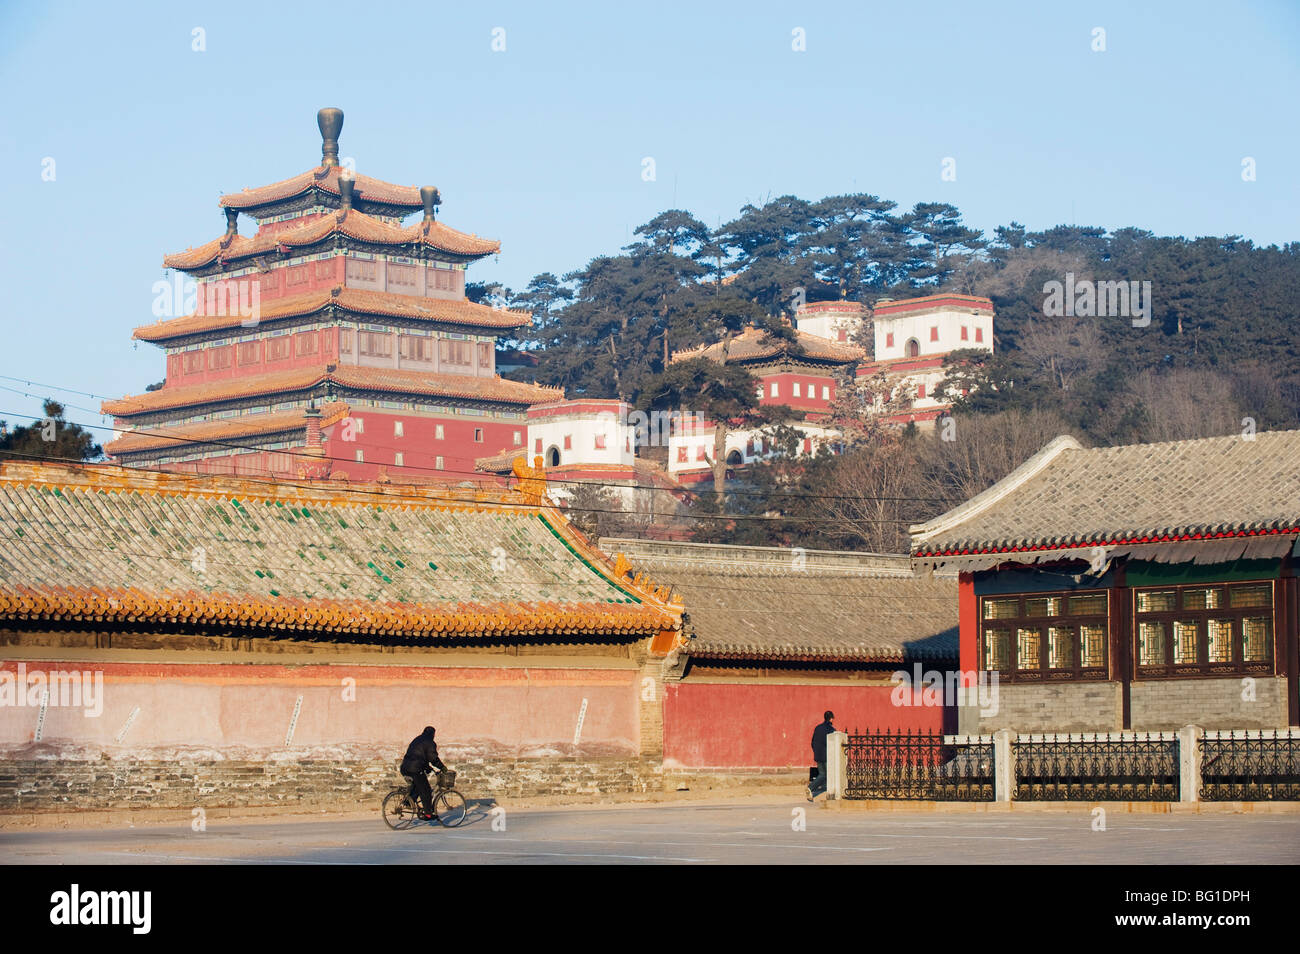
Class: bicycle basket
437,770,456,790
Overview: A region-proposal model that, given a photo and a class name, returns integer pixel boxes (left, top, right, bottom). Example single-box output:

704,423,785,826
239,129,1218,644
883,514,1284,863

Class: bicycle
382,769,468,830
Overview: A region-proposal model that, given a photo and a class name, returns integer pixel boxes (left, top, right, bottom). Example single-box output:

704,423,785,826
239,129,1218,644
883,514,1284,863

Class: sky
0,0,1296,436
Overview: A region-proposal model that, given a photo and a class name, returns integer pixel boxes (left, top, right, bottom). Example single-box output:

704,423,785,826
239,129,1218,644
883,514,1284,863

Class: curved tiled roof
103,365,563,417
0,461,681,643
219,166,424,212
105,402,350,456
671,326,864,366
910,430,1300,562
601,539,958,663
133,287,530,342
163,208,499,270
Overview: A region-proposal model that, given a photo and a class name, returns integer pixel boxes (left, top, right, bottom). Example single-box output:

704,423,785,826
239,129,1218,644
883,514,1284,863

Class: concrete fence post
1178,724,1202,803
827,731,848,800
993,728,1014,803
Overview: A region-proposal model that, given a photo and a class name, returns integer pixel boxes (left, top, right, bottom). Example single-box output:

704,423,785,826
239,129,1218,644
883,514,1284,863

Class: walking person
807,710,839,801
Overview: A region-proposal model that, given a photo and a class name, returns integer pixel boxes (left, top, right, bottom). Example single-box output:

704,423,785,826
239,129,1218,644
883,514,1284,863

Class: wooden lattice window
439,339,470,366
1134,582,1275,677
388,264,417,288
359,332,392,357
980,590,1109,682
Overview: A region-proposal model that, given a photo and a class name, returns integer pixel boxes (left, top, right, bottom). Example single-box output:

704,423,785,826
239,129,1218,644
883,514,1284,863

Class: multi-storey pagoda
106,108,560,482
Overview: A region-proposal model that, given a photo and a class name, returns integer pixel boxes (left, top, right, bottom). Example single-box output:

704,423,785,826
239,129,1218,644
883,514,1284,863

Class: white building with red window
664,416,840,483
851,293,994,425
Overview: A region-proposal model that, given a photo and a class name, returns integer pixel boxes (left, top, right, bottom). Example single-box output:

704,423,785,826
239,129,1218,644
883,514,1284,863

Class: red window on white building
535,438,542,454
696,446,707,461
930,326,939,342
961,326,968,340
676,447,687,463
837,330,847,342
594,434,607,450
563,435,572,450
886,333,894,348
917,384,927,399
976,327,984,342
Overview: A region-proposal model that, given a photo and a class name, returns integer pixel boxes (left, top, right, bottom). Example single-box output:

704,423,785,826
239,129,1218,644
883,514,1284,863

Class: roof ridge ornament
318,107,343,168
420,186,441,226
337,168,355,220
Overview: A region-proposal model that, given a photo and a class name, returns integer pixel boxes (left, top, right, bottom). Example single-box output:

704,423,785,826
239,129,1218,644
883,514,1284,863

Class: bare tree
918,407,1078,513
1121,368,1245,443
823,439,927,553
1017,315,1108,392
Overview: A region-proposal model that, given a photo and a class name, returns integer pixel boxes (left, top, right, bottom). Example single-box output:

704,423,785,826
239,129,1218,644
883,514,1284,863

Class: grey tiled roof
910,430,1300,561
600,539,958,663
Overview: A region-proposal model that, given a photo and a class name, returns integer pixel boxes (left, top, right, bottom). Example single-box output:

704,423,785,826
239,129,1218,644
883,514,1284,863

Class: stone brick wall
964,677,1293,733
1130,676,1289,730
965,682,1123,734
0,755,666,812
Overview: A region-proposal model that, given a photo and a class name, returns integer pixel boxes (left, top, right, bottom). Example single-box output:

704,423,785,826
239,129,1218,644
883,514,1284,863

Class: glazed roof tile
219,166,423,212
163,207,499,270
0,462,680,642
133,287,530,342
105,403,350,456
103,365,563,418
671,326,864,366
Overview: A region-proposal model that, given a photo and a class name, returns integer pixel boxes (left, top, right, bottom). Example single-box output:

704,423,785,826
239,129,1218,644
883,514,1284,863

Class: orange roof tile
105,402,350,456
671,326,864,365
219,166,424,212
163,207,499,270
133,287,530,342
475,447,526,474
103,365,563,417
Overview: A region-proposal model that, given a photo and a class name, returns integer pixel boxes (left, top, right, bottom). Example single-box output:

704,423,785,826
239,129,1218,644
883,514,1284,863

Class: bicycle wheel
382,788,418,830
433,789,467,827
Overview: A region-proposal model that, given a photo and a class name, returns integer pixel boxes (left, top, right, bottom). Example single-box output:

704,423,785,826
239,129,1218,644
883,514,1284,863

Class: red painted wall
323,410,525,481
663,682,945,768
959,574,977,677
0,660,638,758
757,372,835,412
167,327,341,387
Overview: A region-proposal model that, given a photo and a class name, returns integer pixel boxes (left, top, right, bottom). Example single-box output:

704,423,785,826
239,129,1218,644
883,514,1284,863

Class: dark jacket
811,720,836,763
401,730,446,775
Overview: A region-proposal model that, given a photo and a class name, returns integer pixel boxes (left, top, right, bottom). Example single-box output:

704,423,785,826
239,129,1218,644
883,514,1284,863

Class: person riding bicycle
400,726,447,821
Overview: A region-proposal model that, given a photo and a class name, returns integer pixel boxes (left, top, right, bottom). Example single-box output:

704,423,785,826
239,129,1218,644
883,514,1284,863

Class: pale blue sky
0,0,1296,433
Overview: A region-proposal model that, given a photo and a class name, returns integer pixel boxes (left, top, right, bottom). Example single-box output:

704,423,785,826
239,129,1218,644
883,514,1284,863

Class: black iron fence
1014,733,1179,801
1200,730,1300,801
844,729,994,801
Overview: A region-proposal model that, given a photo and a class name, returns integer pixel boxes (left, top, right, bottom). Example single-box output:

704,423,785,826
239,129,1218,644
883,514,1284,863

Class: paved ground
4,801,1299,864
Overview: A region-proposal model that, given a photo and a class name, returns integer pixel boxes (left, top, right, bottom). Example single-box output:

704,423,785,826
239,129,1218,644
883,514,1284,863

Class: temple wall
662,681,946,769
0,659,639,761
